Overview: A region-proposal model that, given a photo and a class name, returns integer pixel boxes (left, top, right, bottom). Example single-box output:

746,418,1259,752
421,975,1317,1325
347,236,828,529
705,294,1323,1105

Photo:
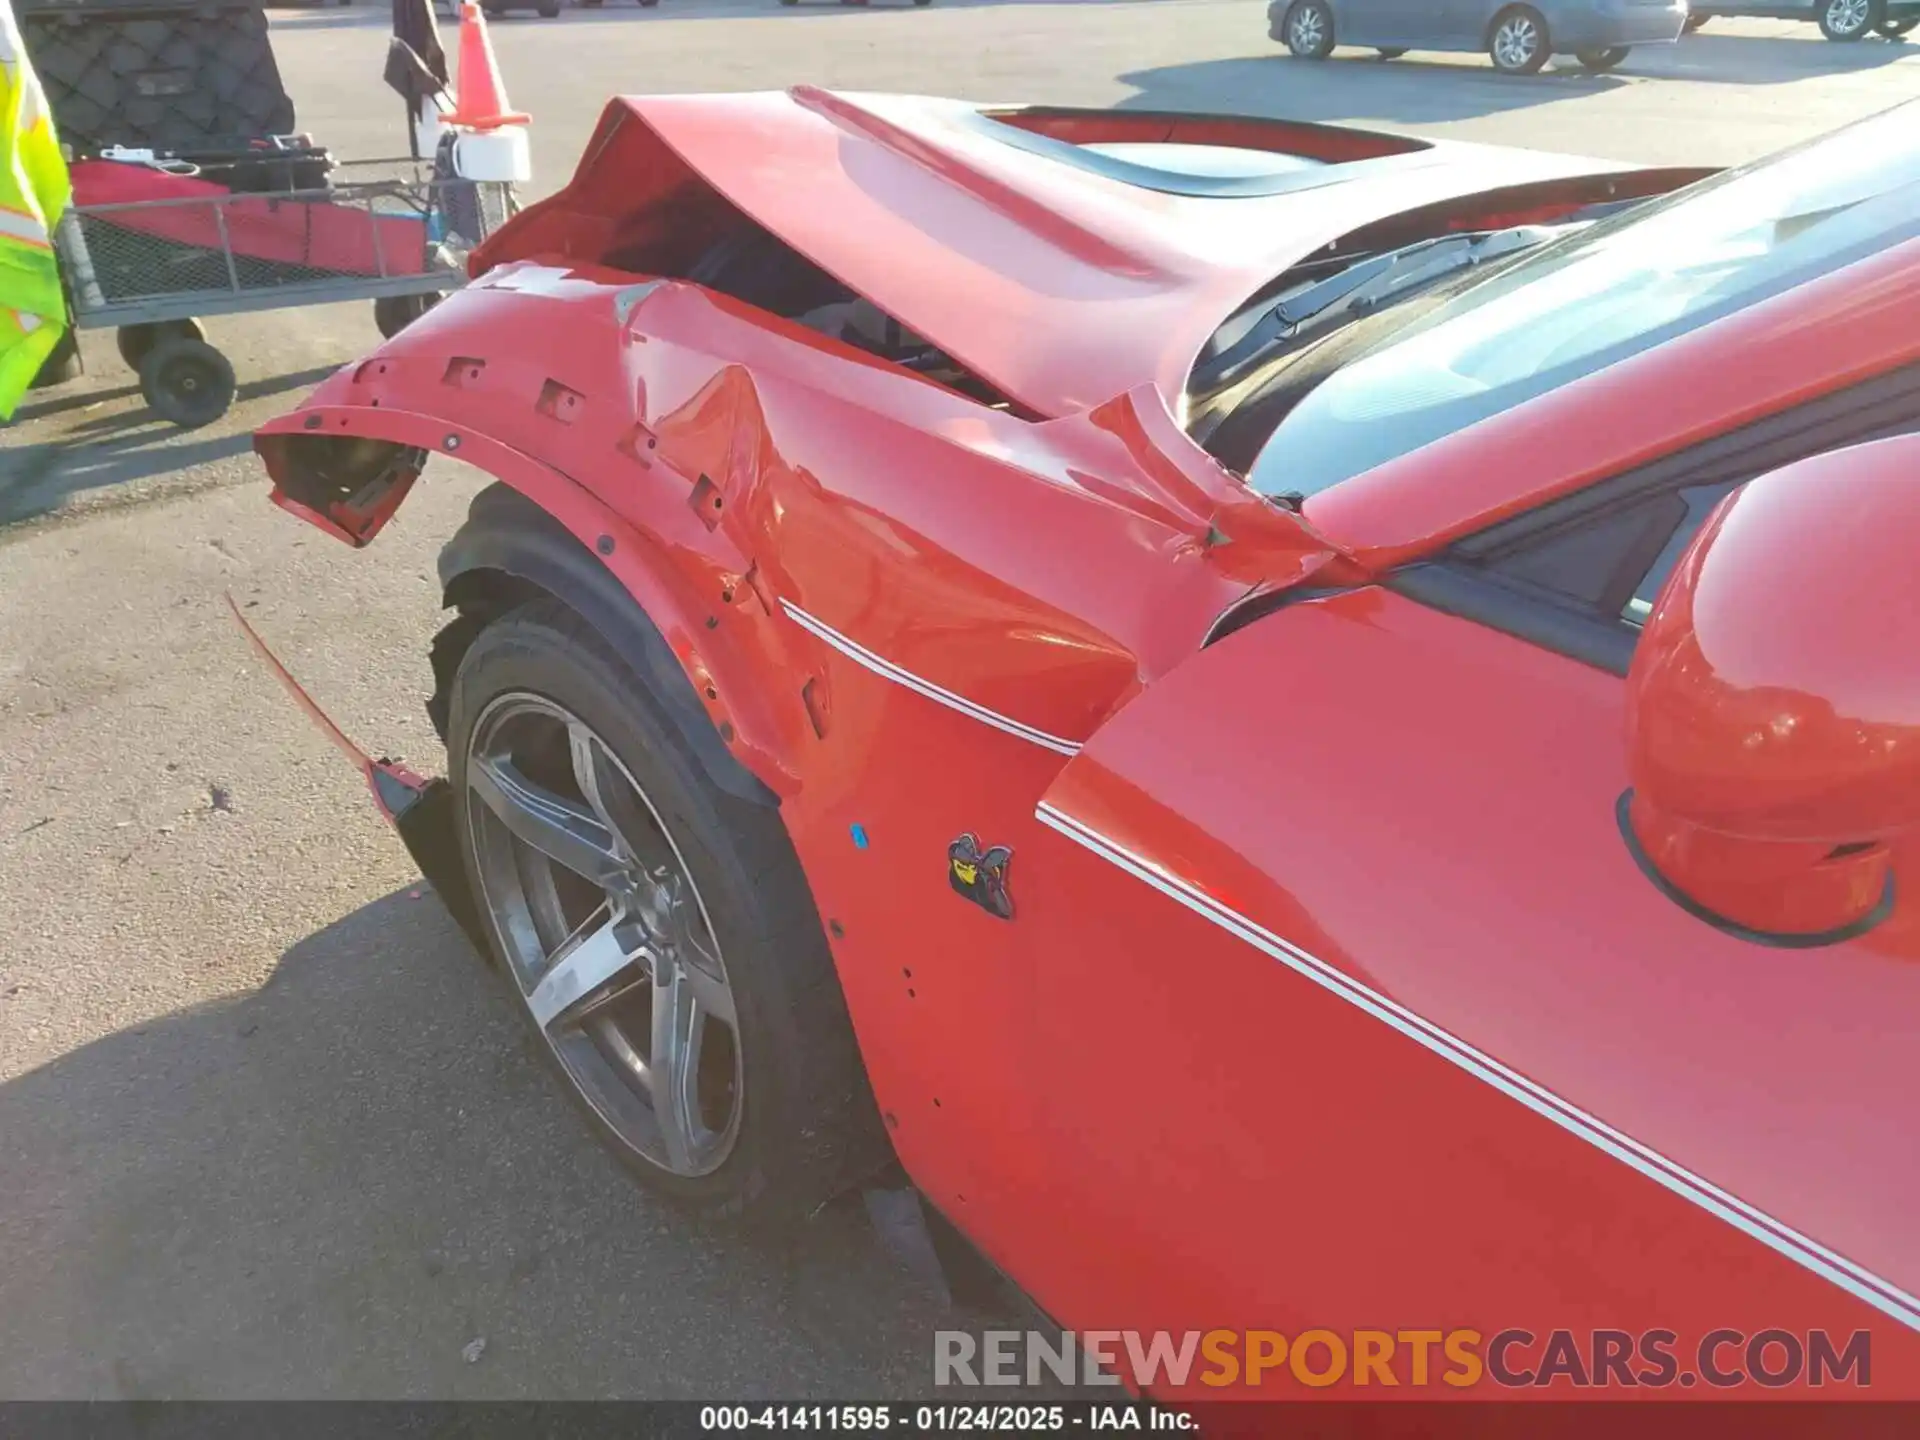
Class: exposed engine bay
682,219,1010,407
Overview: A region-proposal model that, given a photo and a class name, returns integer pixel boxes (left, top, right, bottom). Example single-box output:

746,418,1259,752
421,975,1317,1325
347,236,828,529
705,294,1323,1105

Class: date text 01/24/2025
699,1405,1192,1432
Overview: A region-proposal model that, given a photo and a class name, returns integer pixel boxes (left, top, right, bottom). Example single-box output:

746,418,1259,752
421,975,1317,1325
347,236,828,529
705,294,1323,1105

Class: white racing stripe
1036,798,1920,1334
781,601,1083,756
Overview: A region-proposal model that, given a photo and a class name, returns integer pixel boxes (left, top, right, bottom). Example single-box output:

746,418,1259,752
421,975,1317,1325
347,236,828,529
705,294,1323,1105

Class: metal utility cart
53,158,513,427
23,0,519,427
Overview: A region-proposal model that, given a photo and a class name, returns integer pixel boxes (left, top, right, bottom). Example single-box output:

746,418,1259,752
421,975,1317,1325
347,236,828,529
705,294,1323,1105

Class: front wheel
1819,0,1883,40
446,597,886,1220
1282,0,1335,57
1576,45,1629,70
1488,6,1550,72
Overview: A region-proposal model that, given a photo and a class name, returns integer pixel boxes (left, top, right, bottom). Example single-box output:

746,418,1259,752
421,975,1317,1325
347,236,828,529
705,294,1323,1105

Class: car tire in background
1878,16,1917,35
1488,5,1550,72
1377,46,1408,57
1282,0,1336,58
538,0,560,13
445,595,888,1223
1576,45,1629,70
1818,0,1883,40
1682,12,1707,29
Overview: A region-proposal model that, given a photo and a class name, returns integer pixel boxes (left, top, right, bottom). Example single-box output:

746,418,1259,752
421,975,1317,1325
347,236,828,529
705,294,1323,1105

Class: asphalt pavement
1,0,1916,1399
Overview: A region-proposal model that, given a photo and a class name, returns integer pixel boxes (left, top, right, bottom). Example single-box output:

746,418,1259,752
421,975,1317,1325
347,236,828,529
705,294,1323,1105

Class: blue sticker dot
850,824,870,850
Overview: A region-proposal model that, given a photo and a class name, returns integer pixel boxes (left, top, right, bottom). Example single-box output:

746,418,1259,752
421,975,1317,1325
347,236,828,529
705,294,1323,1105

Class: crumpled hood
474,88,1660,418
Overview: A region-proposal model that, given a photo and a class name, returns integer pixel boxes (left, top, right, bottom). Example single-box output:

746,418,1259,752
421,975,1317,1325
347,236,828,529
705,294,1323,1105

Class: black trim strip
1387,564,1637,675
1615,791,1896,950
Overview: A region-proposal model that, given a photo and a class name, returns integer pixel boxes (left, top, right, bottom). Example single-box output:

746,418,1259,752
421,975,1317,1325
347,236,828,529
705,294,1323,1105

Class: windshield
1240,103,1920,503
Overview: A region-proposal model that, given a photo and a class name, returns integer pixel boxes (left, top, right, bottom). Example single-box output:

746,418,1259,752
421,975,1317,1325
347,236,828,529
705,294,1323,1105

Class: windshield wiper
1194,224,1574,396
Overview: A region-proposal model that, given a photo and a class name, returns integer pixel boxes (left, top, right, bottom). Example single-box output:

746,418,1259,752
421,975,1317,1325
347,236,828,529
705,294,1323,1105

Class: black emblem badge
948,833,1014,920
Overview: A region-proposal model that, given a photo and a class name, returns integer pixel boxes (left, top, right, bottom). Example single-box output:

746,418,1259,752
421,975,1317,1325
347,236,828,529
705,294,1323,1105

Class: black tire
116,318,205,373
1682,13,1707,30
374,293,443,340
781,0,799,6
1818,0,1883,39
1281,0,1335,58
29,326,83,390
1576,45,1629,70
1376,46,1407,57
445,597,887,1221
1878,16,1917,35
537,0,560,14
1488,5,1550,72
139,336,235,429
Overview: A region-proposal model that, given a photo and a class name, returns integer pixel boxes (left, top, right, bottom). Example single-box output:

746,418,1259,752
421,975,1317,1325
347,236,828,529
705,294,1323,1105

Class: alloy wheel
1825,0,1873,34
464,693,744,1177
1288,6,1325,52
1493,14,1542,68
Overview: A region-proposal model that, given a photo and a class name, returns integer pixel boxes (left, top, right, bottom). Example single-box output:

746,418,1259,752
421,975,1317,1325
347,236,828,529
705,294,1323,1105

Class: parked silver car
1686,1,1918,41
1269,0,1692,72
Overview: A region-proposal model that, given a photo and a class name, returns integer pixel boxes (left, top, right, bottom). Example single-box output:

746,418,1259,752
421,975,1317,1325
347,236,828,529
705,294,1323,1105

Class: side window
1391,363,1920,674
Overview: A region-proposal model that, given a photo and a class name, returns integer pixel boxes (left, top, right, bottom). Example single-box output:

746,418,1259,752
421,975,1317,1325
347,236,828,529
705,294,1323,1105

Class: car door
1003,371,1920,1398
1335,0,1442,48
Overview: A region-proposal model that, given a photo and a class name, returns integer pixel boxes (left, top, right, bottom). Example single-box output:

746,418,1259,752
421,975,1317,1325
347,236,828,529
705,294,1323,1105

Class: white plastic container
451,127,532,184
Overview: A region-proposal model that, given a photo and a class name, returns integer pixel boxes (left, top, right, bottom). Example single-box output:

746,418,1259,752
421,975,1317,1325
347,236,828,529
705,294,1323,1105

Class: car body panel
256,263,1351,793
1272,0,1692,53
1018,587,1920,1395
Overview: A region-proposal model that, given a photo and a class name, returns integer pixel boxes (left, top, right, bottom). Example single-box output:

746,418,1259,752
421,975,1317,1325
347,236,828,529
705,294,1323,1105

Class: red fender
256,396,812,800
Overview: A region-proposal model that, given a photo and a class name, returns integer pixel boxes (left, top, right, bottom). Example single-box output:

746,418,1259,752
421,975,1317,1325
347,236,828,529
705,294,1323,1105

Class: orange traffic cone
445,2,530,131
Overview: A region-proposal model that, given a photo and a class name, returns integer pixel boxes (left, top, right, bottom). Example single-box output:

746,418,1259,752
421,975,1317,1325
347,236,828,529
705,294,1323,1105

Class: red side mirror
1621,435,1920,947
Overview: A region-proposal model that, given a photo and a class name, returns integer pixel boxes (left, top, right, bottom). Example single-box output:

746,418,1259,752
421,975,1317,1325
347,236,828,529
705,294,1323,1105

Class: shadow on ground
0,889,956,1399
0,367,341,527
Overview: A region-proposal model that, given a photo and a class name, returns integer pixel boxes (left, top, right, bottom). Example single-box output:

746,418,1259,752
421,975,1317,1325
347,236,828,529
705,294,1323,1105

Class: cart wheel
116,318,206,374
374,293,443,340
30,326,84,390
140,337,236,430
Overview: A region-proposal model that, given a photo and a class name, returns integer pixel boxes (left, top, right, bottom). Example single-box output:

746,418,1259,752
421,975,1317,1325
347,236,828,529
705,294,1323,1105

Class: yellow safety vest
0,0,72,420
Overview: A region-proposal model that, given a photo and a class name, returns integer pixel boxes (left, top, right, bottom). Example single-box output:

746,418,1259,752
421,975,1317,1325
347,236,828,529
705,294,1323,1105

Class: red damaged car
245,90,1920,1398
